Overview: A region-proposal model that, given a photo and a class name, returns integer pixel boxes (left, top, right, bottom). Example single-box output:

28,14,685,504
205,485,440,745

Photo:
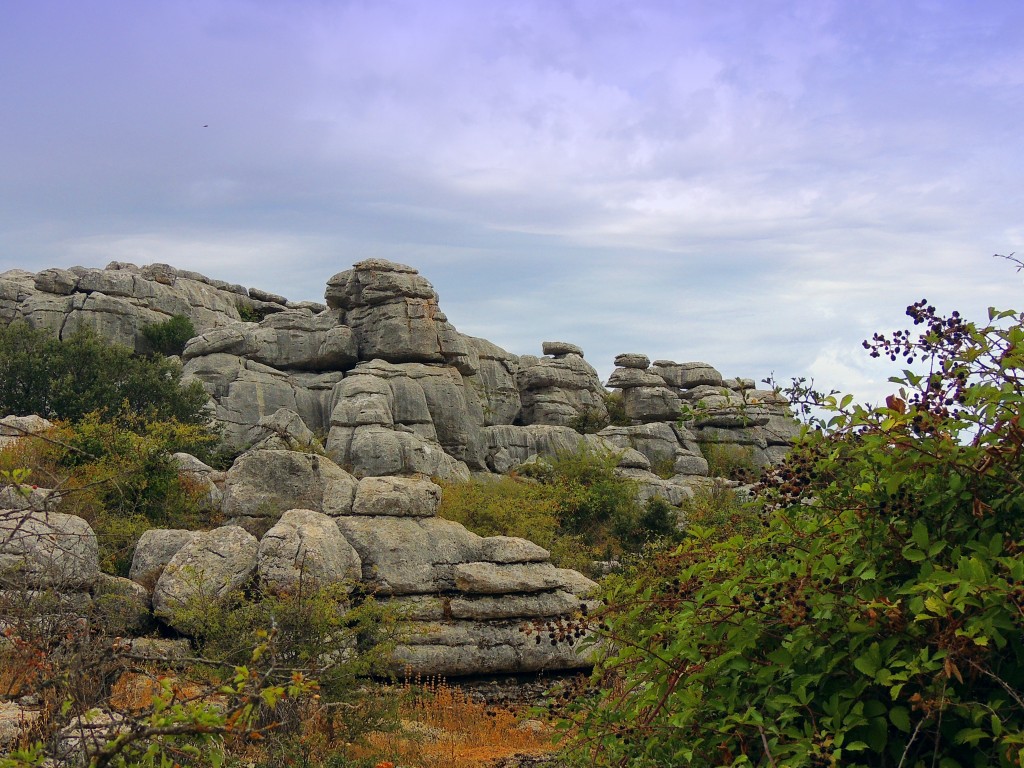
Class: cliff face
0,258,799,678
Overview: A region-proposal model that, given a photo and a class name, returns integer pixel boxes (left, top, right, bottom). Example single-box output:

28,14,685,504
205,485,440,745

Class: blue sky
2,0,1022,402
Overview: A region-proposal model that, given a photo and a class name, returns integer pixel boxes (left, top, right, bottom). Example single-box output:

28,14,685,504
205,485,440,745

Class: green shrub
699,440,758,482
568,300,1024,767
141,313,196,356
0,322,210,426
441,447,682,573
236,301,262,323
2,412,217,574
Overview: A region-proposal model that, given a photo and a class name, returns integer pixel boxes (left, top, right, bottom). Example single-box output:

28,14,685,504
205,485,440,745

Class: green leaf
890,706,911,733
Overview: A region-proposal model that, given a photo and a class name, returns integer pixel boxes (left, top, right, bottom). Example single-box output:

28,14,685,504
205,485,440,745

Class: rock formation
0,257,802,677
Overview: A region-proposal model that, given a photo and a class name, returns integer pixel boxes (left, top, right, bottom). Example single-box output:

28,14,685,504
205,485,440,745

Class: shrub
0,322,210,426
699,440,757,482
1,412,217,574
567,300,1024,767
141,313,196,356
441,447,681,573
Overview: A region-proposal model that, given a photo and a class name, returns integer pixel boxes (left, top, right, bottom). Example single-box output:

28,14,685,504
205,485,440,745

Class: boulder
352,476,442,517
325,260,475,375
152,526,258,627
334,516,484,595
613,353,650,369
516,352,607,427
652,361,723,389
257,509,361,594
129,529,201,589
0,510,100,590
543,341,584,357
221,450,357,530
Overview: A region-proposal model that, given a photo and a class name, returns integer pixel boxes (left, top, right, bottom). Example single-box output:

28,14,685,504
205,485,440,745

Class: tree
568,300,1024,767
0,322,209,426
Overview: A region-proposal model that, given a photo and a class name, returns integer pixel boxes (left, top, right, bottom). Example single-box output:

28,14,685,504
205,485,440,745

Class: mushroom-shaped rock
257,509,361,595
613,353,650,369
352,476,441,517
542,341,584,357
152,526,258,629
0,510,100,590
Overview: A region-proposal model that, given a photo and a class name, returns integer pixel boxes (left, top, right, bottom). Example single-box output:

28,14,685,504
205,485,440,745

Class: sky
1,0,1022,405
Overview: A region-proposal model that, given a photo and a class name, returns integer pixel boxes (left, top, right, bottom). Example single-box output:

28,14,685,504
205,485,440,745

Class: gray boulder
652,360,723,389
129,529,201,589
152,526,258,628
325,260,475,375
257,509,362,595
0,510,100,590
516,352,607,427
222,449,357,530
352,476,442,517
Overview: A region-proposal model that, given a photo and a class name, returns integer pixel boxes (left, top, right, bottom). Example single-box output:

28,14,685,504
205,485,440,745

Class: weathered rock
479,536,550,564
652,360,723,389
0,510,100,590
542,341,583,357
464,336,521,426
598,422,708,477
257,509,361,594
152,526,258,627
517,353,607,427
614,353,650,369
325,260,476,375
453,562,580,594
334,516,483,595
0,414,54,449
171,452,223,511
327,423,472,481
129,529,200,589
606,367,665,389
391,619,592,677
352,476,442,517
222,450,357,529
250,408,324,452
622,385,682,423
182,353,340,448
0,700,40,749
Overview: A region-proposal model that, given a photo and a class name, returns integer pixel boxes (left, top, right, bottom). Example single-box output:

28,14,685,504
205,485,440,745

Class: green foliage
699,440,758,482
141,313,196,357
0,322,210,425
441,447,682,573
567,300,1024,766
172,583,399,743
1,412,217,574
604,390,631,426
235,301,262,323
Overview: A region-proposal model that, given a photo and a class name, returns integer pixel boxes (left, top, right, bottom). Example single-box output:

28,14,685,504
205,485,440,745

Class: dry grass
351,678,558,768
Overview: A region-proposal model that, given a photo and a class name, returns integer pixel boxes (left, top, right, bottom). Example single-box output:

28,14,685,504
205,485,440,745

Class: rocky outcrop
257,508,362,595
517,348,608,427
0,509,100,590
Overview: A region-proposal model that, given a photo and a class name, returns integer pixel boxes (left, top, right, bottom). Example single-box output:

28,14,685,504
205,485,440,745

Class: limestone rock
352,476,442,517
334,515,483,595
250,408,324,452
453,562,575,594
517,353,607,427
325,260,475,375
542,341,583,357
614,353,650,369
222,450,357,529
153,526,258,626
479,536,550,564
257,509,361,594
464,336,522,426
0,415,53,449
622,386,682,423
652,361,723,389
0,510,100,590
606,367,665,389
391,619,593,677
129,529,200,589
